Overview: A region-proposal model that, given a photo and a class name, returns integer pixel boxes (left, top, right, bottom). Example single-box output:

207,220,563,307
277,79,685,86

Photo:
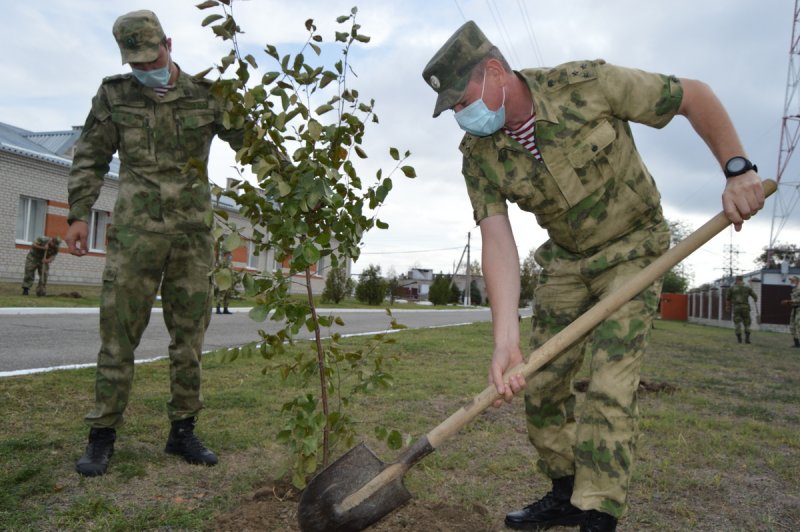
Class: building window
247,240,259,269
90,210,111,252
15,196,46,243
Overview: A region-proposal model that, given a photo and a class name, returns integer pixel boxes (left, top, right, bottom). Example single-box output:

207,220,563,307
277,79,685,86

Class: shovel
297,179,777,532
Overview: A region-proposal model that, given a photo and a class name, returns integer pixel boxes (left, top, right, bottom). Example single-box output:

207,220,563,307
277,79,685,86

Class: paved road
1,307,529,376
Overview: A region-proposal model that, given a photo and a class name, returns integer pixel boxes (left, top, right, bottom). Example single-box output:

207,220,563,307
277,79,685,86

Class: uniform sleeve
460,138,508,224
68,85,117,224
596,63,684,129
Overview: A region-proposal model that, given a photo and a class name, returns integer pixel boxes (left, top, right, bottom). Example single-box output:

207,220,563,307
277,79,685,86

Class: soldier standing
215,250,235,315
422,22,764,532
22,236,61,296
726,275,758,343
782,275,800,347
65,10,245,477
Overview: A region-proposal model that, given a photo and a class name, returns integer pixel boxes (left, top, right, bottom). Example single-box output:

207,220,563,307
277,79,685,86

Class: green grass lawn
0,281,469,310
0,319,798,531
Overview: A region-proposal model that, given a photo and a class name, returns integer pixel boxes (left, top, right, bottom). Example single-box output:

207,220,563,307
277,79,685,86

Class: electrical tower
769,0,800,262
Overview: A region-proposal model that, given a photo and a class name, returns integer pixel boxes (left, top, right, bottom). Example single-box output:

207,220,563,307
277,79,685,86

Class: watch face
727,157,747,173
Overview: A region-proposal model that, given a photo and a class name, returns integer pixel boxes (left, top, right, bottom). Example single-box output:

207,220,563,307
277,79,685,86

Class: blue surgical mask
455,72,506,136
132,61,171,88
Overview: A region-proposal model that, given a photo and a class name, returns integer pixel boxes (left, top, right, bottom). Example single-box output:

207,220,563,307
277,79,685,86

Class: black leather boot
216,305,222,314
745,332,751,344
505,476,585,530
22,287,29,295
165,417,218,466
223,307,232,314
75,427,116,477
794,337,800,348
736,333,742,343
580,510,617,531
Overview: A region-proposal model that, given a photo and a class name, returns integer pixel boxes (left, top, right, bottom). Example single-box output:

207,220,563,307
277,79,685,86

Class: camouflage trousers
790,308,800,338
525,222,670,519
84,226,214,429
22,255,49,293
732,305,753,335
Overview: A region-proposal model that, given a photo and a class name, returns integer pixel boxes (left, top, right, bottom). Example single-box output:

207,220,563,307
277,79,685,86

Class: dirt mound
211,480,494,531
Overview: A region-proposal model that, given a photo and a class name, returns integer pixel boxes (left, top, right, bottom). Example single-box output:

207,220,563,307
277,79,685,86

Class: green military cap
112,10,165,64
422,21,495,118
790,275,799,282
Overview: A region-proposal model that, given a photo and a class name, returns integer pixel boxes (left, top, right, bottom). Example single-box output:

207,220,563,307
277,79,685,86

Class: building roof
0,122,119,178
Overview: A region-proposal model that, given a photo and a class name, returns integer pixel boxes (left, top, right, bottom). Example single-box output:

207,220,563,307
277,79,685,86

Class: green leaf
201,13,223,26
196,0,219,9
354,146,368,159
302,242,321,264
223,232,243,252
354,34,371,43
315,104,334,115
215,268,233,290
401,165,417,178
262,71,280,85
249,305,270,322
336,15,349,23
376,219,389,230
389,147,400,160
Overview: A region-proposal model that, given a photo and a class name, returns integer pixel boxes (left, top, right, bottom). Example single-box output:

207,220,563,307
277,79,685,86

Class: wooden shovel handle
426,179,777,449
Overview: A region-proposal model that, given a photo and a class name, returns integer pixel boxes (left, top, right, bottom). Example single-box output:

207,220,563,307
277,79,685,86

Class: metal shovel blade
297,443,413,532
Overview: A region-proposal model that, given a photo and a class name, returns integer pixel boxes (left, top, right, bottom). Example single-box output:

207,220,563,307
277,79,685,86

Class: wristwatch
724,156,757,178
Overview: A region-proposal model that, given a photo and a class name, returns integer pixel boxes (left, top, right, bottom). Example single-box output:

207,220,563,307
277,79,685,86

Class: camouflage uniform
69,66,243,428
214,252,235,313
788,283,800,340
726,282,757,336
22,236,60,295
460,61,681,518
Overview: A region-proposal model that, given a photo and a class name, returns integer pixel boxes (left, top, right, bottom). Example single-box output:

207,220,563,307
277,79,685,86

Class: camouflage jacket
726,284,757,306
28,236,59,262
461,60,683,254
790,285,800,307
68,67,243,234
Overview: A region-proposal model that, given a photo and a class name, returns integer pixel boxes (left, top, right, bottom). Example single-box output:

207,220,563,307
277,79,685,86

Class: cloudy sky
3,0,799,286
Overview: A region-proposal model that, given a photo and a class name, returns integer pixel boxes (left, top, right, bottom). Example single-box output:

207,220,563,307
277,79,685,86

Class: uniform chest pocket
566,121,616,181
175,109,215,161
111,107,154,161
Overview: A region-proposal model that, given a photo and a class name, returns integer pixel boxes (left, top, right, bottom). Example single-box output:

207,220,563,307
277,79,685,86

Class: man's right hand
65,221,89,256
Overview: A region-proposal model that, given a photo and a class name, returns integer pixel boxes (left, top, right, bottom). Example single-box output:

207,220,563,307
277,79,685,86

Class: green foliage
198,1,414,488
666,219,693,292
321,265,352,303
520,248,539,306
429,273,458,305
355,264,387,305
469,280,482,306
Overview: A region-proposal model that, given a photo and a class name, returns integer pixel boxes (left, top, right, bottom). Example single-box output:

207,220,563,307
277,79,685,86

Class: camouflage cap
422,21,495,118
112,10,165,64
791,275,800,282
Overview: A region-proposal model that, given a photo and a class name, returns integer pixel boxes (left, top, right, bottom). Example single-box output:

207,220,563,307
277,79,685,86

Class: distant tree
321,265,350,304
469,280,483,305
468,260,482,275
355,264,387,305
386,274,400,304
429,273,455,305
520,248,540,306
754,242,800,269
662,269,690,293
664,219,693,292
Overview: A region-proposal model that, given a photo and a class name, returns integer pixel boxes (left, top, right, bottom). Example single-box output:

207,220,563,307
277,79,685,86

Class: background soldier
782,275,800,347
726,275,758,343
422,21,764,532
22,236,61,296
65,10,245,477
215,250,235,315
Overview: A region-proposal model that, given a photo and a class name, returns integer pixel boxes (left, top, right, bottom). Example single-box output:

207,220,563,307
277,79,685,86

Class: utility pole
465,232,471,306
769,0,800,263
